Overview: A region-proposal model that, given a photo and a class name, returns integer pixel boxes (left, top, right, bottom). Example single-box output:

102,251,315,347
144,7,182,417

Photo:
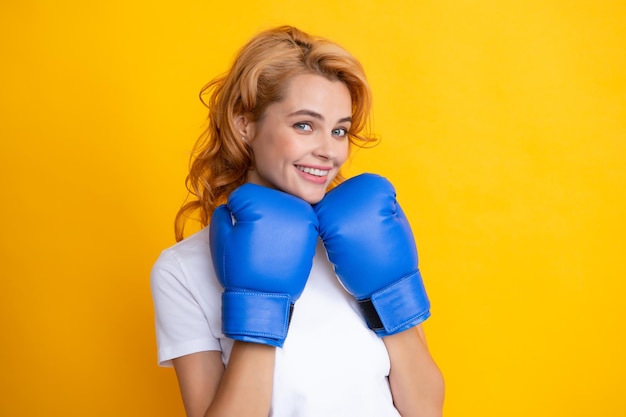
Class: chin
293,189,326,205
304,195,324,205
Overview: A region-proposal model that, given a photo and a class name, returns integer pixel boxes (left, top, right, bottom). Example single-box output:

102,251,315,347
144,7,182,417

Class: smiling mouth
296,165,329,177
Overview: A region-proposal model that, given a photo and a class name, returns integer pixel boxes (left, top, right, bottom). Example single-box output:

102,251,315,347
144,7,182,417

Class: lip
295,164,333,185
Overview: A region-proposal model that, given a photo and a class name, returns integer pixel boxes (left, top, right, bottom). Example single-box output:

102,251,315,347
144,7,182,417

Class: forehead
273,73,352,116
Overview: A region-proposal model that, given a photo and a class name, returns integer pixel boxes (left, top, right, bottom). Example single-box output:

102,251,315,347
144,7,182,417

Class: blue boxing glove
314,173,430,337
210,184,319,347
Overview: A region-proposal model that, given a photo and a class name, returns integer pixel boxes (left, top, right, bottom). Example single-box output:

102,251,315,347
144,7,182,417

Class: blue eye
332,127,348,137
294,122,313,132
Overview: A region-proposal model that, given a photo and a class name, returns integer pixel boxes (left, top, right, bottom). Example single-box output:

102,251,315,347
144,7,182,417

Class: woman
151,25,444,417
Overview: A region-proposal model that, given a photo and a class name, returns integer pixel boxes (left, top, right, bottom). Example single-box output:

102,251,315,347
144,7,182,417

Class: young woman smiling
151,25,444,417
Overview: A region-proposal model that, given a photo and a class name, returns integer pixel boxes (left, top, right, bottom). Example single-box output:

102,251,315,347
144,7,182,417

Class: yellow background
1,1,625,416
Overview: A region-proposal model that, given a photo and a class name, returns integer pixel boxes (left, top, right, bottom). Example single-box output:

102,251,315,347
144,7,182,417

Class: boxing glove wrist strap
221,291,294,347
357,270,431,337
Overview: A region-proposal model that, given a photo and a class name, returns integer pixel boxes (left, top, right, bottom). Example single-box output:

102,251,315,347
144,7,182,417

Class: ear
234,113,255,142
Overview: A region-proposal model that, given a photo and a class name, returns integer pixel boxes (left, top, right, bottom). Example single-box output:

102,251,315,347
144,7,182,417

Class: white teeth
297,166,329,176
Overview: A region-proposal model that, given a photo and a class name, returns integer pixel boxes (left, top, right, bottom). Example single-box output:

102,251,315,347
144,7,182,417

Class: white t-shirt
150,226,401,417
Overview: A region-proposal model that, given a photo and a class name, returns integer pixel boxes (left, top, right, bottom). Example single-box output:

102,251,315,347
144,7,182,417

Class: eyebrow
287,109,352,124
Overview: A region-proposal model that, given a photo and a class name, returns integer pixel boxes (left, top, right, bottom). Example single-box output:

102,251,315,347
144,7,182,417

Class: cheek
337,141,350,165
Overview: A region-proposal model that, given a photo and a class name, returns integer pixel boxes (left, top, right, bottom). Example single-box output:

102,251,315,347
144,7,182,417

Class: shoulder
153,227,212,269
150,227,219,304
151,227,212,282
150,227,225,365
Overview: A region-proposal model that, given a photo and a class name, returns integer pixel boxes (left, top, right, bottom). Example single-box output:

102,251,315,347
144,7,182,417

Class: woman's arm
384,325,445,417
173,342,276,417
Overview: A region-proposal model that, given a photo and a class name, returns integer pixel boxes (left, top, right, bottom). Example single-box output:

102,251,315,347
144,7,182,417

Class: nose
313,132,342,161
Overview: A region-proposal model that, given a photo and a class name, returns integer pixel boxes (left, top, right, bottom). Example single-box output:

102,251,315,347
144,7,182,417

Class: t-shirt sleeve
150,249,221,367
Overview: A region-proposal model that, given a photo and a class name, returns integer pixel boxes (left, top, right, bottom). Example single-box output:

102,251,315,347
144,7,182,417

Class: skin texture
240,73,352,205
384,326,445,417
173,343,275,417
172,74,444,416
